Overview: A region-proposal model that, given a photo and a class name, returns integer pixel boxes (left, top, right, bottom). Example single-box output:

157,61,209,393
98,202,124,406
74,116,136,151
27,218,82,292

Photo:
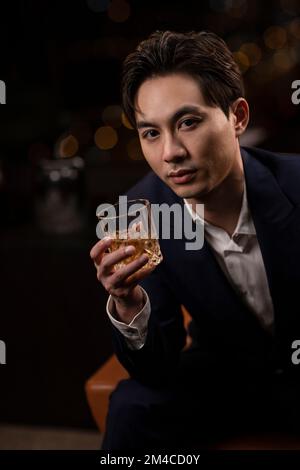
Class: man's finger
101,245,136,274
90,237,112,262
110,253,149,287
123,263,156,287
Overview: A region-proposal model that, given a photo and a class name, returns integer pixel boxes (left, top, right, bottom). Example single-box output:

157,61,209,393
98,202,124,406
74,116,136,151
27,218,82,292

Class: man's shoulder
125,171,178,204
243,146,300,172
242,146,300,204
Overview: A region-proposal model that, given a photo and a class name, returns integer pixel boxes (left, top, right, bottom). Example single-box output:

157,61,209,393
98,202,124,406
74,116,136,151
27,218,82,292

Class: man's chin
171,184,208,200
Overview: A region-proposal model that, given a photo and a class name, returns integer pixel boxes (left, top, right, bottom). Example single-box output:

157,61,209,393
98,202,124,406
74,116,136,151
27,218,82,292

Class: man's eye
143,130,159,139
180,118,197,128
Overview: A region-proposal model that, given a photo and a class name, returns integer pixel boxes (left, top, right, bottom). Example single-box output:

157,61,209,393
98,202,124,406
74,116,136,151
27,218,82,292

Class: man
90,30,300,450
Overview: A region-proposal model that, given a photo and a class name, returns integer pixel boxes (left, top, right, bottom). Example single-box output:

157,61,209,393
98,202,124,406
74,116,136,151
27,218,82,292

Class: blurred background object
34,154,85,234
0,0,300,448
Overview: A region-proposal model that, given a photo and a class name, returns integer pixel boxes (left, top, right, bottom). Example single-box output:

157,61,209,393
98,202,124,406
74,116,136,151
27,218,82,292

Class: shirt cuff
106,287,150,350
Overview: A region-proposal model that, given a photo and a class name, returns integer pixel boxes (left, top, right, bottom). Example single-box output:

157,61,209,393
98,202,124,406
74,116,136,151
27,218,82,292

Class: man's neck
186,154,245,237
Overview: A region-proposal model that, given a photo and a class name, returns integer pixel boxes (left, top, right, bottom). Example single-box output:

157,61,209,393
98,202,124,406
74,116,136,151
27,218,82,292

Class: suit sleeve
108,262,187,386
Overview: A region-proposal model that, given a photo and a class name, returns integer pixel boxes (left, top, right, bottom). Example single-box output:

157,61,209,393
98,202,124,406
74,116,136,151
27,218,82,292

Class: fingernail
103,236,111,243
125,245,135,254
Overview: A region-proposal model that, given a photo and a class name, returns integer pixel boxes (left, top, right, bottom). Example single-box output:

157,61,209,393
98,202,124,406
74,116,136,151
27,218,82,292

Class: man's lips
168,169,197,184
168,168,196,177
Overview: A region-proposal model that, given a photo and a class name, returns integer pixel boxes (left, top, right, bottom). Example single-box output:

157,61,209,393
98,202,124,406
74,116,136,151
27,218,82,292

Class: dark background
0,0,300,429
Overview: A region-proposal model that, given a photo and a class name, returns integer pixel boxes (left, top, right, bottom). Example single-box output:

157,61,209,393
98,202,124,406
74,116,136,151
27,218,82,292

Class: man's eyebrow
136,105,202,130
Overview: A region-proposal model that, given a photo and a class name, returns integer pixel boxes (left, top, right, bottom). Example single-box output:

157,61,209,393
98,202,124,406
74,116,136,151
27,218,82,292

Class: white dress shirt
106,182,274,350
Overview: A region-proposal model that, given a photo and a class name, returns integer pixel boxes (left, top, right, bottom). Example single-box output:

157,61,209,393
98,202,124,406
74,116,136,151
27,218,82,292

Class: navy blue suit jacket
110,146,300,385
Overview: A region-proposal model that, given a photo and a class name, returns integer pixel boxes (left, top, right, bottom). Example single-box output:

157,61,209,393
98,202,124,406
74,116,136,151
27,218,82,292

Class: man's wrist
112,287,145,324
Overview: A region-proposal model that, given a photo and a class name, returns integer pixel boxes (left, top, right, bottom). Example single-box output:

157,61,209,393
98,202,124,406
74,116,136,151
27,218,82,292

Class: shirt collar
183,180,256,237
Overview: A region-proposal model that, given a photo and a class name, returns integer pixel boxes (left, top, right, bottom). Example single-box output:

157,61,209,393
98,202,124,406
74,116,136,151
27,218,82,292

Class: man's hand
90,237,154,324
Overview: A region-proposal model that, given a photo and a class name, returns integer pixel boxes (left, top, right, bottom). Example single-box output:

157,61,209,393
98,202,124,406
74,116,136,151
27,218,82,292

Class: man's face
134,73,244,201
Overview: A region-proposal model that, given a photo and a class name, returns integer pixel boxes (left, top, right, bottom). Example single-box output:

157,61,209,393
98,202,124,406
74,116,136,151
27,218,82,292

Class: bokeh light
121,111,134,130
60,167,78,180
240,43,262,66
126,137,144,161
72,156,85,170
108,0,130,23
49,170,61,182
94,126,118,150
57,135,79,158
233,51,250,73
264,26,287,50
273,49,295,70
86,0,111,13
102,105,123,128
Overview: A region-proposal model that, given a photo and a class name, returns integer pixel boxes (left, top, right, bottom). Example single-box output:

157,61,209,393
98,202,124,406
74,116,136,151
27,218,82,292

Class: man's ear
231,98,249,136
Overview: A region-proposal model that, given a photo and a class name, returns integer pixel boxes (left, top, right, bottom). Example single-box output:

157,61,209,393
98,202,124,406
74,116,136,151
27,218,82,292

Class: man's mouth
168,169,197,184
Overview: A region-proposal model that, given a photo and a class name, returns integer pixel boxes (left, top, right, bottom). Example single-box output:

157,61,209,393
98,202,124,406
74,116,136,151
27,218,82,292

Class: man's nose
162,135,187,163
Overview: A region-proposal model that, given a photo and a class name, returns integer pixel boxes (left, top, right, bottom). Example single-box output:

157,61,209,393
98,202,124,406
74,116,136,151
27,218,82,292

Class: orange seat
85,354,129,433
